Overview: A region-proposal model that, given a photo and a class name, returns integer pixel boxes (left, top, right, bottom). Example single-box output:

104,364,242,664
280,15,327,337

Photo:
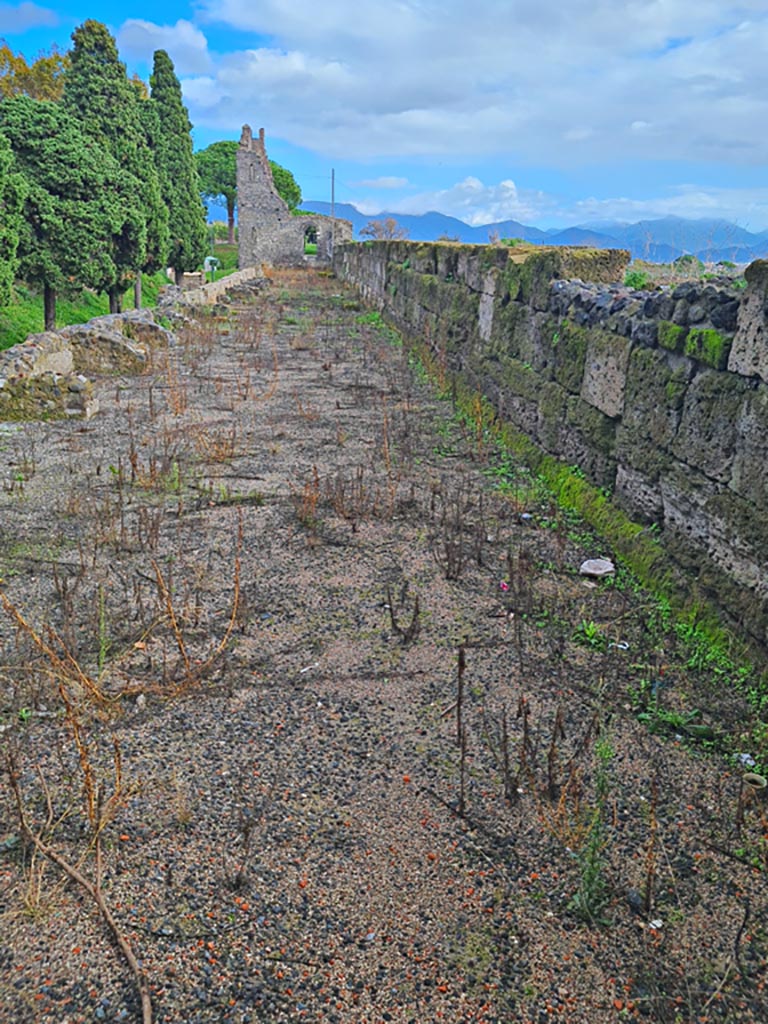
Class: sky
3,0,768,231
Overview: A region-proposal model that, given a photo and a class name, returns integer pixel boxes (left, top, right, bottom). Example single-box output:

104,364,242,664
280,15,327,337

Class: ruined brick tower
236,125,352,268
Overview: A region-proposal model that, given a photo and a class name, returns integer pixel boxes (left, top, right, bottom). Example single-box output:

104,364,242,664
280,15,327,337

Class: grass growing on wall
389,310,765,691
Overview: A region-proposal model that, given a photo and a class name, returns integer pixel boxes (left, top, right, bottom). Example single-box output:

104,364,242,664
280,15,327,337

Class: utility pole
330,168,335,261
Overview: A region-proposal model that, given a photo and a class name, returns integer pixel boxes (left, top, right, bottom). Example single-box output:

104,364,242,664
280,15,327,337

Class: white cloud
0,1,57,33
570,185,768,231
353,176,410,189
345,173,768,232
117,19,212,75
185,0,768,166
379,176,557,226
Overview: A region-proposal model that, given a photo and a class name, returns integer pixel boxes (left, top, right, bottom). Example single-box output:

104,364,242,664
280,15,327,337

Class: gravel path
1,268,766,1024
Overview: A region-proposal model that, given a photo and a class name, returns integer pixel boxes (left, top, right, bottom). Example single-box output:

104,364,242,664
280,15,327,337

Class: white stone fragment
579,558,615,578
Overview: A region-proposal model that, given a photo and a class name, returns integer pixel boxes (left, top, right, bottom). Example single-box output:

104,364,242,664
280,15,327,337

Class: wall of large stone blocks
334,240,768,649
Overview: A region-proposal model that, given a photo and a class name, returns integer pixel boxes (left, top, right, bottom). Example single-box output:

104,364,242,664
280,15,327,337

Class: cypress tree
0,129,26,308
63,20,167,310
0,96,130,328
150,50,207,282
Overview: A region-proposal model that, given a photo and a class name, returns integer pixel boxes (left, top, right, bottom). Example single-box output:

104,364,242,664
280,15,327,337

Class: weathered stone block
731,382,768,506
622,347,691,448
614,462,663,522
580,328,632,418
671,370,751,483
728,259,768,381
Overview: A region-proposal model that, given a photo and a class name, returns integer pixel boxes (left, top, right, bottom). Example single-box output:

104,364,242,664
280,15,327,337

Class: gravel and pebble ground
0,268,766,1023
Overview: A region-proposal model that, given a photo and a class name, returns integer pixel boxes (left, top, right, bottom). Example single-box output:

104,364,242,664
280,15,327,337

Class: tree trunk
175,268,183,286
43,284,56,331
134,275,142,309
227,199,236,246
109,291,122,314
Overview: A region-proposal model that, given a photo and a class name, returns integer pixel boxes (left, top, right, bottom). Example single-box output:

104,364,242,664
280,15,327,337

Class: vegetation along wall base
334,240,768,651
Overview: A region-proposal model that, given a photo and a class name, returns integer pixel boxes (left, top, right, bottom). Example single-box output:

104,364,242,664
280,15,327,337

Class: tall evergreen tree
0,129,26,308
150,50,207,282
62,20,167,310
0,96,130,328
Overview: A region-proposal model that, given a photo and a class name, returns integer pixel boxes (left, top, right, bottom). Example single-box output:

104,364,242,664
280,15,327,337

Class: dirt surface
0,268,767,1024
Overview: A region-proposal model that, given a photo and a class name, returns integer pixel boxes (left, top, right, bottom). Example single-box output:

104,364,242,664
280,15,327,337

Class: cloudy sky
3,0,768,230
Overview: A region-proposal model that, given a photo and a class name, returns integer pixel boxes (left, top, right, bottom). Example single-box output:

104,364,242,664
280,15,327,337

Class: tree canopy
0,95,133,328
63,20,168,309
0,41,68,101
196,140,238,244
360,217,409,240
0,128,26,307
270,161,302,211
150,49,207,280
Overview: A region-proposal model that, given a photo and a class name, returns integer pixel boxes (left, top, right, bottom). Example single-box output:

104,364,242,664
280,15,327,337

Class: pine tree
270,161,302,211
196,140,238,244
0,96,130,328
0,129,27,308
150,50,206,282
63,20,167,310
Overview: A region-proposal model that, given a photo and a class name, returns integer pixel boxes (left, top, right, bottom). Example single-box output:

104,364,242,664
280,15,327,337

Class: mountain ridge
299,201,768,264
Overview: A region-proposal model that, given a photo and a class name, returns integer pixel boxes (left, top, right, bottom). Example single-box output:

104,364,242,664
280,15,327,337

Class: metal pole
330,168,335,260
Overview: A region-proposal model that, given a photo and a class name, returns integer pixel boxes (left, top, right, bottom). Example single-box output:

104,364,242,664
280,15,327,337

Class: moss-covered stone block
552,319,589,392
657,320,688,352
684,327,732,369
536,380,569,450
622,347,690,448
672,369,751,482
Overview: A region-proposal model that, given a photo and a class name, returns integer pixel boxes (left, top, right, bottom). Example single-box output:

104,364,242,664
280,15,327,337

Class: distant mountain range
299,203,768,264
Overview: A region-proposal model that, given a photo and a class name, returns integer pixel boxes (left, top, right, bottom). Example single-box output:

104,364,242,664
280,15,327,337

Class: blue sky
3,0,768,230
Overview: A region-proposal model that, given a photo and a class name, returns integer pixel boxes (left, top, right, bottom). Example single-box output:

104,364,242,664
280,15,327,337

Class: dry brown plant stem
150,511,242,693
0,592,109,707
6,755,153,1024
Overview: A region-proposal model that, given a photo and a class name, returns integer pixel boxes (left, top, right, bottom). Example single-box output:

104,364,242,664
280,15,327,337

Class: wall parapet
334,240,768,650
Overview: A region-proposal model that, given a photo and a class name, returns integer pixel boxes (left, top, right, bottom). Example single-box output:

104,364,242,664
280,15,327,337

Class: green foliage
196,140,238,242
673,253,704,272
624,268,650,289
270,160,302,210
684,326,731,369
500,237,526,247
150,50,207,277
356,310,385,327
63,20,168,300
572,619,607,651
657,319,687,352
0,94,136,325
0,129,26,307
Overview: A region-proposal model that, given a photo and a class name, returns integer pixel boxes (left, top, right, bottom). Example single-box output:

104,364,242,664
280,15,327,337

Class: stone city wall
334,240,768,649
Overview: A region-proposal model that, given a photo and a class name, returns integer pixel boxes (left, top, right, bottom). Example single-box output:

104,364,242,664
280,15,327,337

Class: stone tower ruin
236,125,352,268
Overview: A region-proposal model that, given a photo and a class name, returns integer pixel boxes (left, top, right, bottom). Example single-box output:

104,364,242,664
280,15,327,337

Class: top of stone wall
339,239,630,285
